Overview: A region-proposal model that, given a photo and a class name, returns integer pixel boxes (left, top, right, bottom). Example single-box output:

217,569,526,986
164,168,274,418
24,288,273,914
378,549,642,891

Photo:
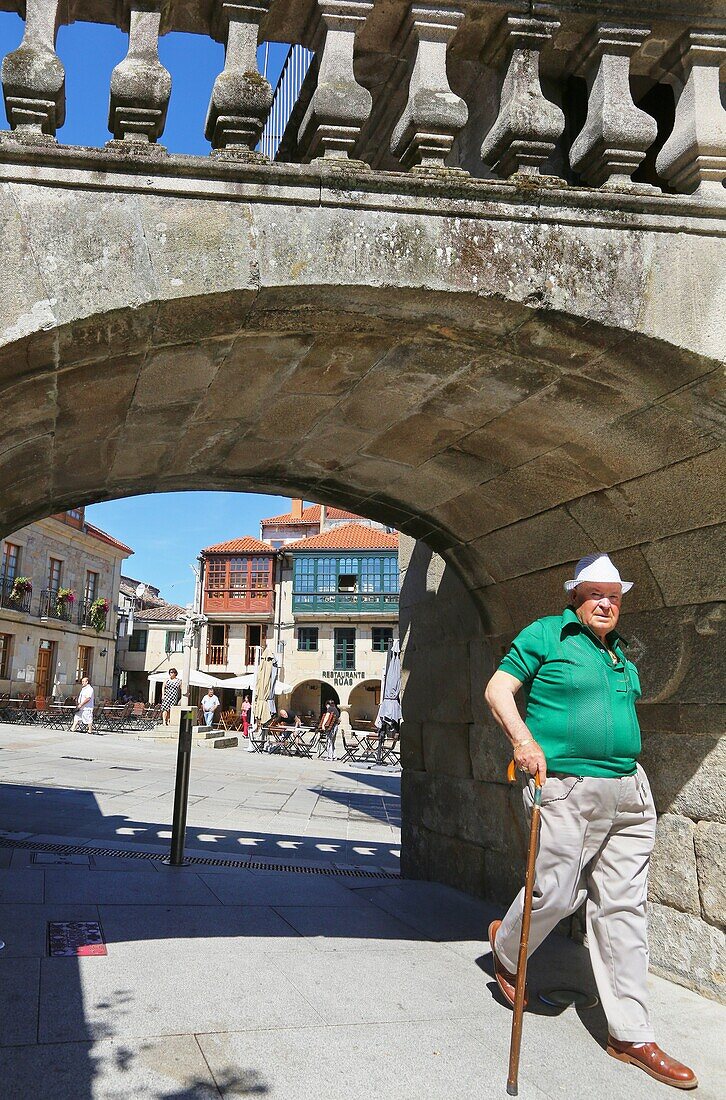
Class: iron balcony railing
259,44,314,161
39,588,75,622
0,576,32,613
292,592,399,614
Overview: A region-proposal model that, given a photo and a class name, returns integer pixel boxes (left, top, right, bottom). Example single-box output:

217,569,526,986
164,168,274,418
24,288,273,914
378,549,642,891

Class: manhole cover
48,921,107,957
538,988,598,1008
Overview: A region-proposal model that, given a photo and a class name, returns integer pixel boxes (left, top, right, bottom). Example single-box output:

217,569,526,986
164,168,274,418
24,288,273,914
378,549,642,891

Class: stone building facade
0,510,131,699
197,504,399,722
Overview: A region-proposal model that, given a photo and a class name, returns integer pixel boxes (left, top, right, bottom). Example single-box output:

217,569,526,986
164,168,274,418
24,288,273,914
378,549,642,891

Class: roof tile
285,523,399,551
260,504,361,527
203,536,273,554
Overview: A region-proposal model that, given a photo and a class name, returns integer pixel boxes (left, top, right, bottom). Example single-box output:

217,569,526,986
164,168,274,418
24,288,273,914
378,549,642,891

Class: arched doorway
348,679,381,727
290,679,339,724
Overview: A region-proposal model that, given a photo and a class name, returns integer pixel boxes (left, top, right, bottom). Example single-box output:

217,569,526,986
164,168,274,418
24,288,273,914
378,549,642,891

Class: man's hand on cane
513,736,547,784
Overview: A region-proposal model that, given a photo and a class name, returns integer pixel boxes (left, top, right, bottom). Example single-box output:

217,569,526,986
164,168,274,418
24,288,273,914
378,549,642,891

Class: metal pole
167,708,195,866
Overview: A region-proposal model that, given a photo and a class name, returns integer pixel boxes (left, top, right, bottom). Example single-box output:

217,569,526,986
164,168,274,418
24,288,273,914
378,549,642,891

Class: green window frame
372,627,393,652
297,627,319,652
334,627,356,671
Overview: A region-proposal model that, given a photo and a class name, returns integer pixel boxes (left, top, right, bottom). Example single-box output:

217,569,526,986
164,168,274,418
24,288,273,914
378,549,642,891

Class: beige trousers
496,764,657,1043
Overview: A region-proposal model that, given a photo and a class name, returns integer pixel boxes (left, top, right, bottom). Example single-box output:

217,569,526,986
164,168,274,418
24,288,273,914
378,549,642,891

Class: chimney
319,505,327,533
291,498,303,520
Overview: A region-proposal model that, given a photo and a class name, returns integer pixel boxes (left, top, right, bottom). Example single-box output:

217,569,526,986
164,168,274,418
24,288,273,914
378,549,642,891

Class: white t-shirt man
202,692,220,726
71,679,95,731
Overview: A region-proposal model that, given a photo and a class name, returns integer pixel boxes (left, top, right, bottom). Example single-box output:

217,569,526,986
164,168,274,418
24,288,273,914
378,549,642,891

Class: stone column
480,15,564,178
655,30,726,197
205,0,272,158
390,5,468,172
298,0,373,162
1,0,65,140
569,23,657,188
108,2,172,147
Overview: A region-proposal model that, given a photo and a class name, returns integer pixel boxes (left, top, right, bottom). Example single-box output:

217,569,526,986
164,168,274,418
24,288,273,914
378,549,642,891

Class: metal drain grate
0,836,399,878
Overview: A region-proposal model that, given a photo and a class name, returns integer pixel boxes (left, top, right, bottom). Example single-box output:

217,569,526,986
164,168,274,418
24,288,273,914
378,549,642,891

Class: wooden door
36,642,54,699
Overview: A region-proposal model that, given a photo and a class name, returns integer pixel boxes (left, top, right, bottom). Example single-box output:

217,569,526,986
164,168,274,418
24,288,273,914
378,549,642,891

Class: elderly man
485,553,697,1091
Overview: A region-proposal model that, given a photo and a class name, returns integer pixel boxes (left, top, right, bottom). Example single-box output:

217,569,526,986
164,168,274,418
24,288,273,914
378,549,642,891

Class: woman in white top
70,677,95,733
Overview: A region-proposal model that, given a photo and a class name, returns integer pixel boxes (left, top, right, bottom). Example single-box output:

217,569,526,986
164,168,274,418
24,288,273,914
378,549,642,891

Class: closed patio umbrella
375,638,402,729
252,646,278,728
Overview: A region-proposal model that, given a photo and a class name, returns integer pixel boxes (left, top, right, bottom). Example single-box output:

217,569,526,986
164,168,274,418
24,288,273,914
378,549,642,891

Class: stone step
198,734,238,749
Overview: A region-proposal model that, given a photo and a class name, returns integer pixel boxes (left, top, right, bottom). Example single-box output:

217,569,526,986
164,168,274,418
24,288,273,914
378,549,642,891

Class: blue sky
1,16,296,606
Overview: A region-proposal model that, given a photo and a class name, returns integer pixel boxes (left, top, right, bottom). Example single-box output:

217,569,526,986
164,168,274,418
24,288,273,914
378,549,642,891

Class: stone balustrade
0,1,723,195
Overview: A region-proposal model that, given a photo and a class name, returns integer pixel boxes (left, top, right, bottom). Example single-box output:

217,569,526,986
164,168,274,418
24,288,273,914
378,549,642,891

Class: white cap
564,553,633,594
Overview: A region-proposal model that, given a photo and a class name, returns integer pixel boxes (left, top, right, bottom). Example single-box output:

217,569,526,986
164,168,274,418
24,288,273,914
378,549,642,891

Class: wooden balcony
203,587,274,615
206,643,228,666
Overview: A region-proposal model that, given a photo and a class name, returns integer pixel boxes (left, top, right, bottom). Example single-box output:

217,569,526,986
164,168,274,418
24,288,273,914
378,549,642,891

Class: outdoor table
44,705,76,730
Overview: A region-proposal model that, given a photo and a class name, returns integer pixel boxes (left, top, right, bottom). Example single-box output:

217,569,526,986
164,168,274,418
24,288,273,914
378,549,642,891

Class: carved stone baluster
480,16,564,178
298,0,373,162
108,2,172,148
569,24,657,188
390,5,468,172
1,0,65,141
655,30,726,197
205,0,272,158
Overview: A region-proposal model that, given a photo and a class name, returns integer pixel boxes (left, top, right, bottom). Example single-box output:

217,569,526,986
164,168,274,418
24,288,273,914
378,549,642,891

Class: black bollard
167,708,195,866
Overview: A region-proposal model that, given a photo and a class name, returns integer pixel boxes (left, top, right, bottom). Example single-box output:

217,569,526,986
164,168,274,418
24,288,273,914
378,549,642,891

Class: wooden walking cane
506,758,543,1096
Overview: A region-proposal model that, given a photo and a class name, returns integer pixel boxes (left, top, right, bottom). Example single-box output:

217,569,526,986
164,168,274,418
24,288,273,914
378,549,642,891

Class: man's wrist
513,736,535,749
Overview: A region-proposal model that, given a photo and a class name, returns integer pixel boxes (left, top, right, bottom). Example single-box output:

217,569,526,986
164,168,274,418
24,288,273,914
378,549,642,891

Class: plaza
0,722,723,1099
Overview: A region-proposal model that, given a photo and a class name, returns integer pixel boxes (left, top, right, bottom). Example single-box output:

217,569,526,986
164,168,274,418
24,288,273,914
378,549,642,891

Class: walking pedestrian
484,553,697,1090
70,676,95,734
161,668,182,726
201,687,220,728
319,700,340,761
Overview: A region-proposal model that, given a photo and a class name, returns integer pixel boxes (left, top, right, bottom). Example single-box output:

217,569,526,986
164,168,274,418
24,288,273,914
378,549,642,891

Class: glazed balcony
202,587,275,615
293,592,399,615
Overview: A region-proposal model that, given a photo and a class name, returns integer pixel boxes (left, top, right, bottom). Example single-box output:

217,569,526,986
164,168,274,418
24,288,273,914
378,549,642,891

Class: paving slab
98,902,302,950
0,1034,220,1100
0,958,41,1046
200,870,371,908
0,869,45,903
43,868,221,906
196,1016,538,1100
39,942,318,1043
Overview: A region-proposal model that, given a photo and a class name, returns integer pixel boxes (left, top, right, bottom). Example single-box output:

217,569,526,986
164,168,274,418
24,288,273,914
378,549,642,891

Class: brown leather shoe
607,1037,698,1090
488,920,527,1009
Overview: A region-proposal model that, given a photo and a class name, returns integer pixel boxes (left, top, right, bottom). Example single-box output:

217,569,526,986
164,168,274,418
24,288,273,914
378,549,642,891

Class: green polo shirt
498,607,642,778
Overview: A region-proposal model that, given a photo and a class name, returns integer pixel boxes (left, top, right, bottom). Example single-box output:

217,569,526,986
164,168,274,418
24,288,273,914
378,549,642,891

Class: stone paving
0,725,401,872
0,724,724,1099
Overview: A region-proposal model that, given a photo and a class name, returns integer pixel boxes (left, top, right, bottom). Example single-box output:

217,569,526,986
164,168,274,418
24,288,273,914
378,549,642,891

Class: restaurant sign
323,670,366,687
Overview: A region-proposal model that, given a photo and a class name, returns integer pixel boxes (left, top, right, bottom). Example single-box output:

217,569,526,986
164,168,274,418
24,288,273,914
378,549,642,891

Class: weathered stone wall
399,534,726,1002
0,153,722,999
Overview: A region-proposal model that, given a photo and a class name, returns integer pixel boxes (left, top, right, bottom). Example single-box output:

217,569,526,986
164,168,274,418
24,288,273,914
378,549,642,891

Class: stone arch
0,229,723,997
